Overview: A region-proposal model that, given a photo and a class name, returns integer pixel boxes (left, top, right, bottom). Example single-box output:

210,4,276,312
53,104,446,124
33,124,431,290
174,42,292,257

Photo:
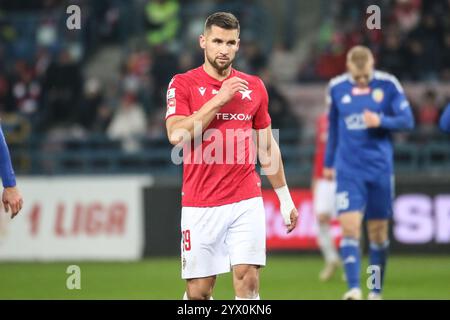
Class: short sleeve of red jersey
165,75,191,120
252,78,271,129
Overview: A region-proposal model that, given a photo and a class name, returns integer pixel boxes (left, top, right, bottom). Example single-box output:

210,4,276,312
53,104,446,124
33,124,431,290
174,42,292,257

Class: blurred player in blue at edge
439,103,450,133
0,125,23,218
323,46,414,300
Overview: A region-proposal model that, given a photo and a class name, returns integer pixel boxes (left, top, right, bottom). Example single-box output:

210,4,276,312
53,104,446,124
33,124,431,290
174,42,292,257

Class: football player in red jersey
165,12,298,300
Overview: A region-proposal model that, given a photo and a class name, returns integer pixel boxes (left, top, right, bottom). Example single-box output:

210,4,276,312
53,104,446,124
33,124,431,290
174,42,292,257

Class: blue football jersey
440,103,450,133
324,70,414,179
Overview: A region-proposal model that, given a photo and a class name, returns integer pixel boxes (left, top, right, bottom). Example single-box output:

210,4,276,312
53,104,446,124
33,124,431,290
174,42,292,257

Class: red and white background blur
263,189,450,250
0,181,448,260
263,189,341,250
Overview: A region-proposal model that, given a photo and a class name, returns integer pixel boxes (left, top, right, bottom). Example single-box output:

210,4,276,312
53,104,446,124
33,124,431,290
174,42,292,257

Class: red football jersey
165,66,271,207
313,113,328,179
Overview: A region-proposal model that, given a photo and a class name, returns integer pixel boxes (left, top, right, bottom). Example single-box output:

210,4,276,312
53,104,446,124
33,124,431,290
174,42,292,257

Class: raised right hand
215,77,249,106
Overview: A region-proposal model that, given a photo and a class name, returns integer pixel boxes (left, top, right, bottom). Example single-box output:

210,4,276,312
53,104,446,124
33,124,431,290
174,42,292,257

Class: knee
186,281,214,300
341,224,360,239
186,289,212,300
369,231,388,244
368,223,389,244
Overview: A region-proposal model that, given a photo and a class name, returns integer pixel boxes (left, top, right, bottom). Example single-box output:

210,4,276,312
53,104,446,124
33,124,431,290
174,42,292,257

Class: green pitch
0,255,449,299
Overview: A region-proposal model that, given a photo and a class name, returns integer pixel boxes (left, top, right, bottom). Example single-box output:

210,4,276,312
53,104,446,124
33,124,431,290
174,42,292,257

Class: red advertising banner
262,189,341,251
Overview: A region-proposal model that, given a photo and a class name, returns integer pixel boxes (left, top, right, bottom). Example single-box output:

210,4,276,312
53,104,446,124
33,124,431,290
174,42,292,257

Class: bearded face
200,25,240,73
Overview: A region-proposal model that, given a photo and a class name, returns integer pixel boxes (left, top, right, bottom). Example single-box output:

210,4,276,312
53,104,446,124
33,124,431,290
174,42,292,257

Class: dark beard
207,55,233,73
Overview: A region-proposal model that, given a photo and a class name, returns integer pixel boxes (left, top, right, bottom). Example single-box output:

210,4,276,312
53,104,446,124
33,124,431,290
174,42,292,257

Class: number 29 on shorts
182,230,191,251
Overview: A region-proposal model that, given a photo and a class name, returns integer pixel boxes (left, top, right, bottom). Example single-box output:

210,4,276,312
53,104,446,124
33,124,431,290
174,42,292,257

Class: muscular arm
257,126,298,232
166,97,224,146
256,125,286,188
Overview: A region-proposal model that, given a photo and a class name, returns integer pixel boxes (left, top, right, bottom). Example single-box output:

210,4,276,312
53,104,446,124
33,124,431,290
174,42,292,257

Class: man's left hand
286,208,298,234
3,186,23,219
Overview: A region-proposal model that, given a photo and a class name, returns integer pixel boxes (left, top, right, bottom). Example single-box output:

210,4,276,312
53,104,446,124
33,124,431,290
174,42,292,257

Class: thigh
366,174,394,220
181,206,231,279
336,172,367,215
226,197,266,268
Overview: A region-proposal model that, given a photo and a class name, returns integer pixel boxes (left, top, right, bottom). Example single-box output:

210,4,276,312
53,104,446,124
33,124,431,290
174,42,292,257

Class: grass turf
0,254,449,299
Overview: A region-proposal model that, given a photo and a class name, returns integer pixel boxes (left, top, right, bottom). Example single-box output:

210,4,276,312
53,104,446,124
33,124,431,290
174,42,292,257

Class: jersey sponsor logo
239,89,252,100
167,88,176,99
352,87,371,95
341,94,352,104
344,113,367,130
216,113,253,121
198,87,206,96
372,88,384,103
212,89,219,95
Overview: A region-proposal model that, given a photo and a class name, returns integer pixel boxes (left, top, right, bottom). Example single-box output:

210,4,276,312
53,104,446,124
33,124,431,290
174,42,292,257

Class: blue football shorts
335,171,394,220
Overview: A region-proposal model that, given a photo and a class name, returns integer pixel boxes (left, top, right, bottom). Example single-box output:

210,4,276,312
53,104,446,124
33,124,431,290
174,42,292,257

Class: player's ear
236,38,240,51
199,34,206,50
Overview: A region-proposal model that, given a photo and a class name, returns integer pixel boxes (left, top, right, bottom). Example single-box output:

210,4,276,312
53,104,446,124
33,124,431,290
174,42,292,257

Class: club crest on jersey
239,89,252,100
198,87,206,96
372,88,384,103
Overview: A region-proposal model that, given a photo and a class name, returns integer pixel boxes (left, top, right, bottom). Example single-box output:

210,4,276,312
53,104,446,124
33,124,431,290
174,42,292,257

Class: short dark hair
204,12,240,34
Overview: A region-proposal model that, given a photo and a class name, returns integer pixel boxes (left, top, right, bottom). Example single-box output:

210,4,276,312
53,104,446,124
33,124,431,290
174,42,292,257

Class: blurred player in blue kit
0,125,23,218
323,46,414,300
439,103,450,133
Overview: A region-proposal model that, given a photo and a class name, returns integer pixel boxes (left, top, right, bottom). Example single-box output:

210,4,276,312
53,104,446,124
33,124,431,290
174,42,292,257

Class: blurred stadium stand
0,0,448,183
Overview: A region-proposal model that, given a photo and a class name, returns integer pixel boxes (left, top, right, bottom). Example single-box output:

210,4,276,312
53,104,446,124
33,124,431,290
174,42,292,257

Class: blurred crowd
0,0,448,160
300,0,450,82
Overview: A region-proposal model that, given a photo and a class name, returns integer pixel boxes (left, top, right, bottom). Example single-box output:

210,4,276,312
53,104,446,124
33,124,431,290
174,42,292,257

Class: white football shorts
313,179,337,216
180,197,266,279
